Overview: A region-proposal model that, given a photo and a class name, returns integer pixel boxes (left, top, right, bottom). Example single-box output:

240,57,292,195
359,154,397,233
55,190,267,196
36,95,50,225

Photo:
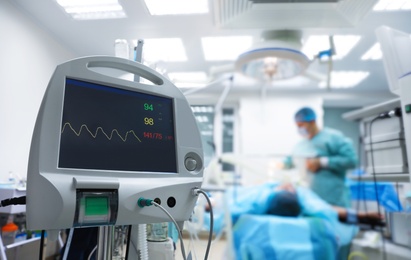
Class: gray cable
196,190,213,260
87,245,97,260
62,228,74,260
151,201,187,260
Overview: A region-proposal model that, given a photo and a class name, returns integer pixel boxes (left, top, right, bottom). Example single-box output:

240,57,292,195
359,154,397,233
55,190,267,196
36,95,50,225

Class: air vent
215,0,378,29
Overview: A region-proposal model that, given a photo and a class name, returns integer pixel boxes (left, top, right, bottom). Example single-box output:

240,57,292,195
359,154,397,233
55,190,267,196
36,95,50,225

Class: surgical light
235,30,310,81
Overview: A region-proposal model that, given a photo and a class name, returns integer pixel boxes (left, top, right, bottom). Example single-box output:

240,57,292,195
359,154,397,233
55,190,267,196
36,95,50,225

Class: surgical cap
295,107,316,122
266,190,301,217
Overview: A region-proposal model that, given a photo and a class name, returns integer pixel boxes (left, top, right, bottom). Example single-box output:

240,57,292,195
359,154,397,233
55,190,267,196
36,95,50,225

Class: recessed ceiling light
302,35,361,60
144,0,209,15
319,71,370,88
133,38,187,62
373,0,411,11
361,43,382,60
201,36,253,61
56,0,126,20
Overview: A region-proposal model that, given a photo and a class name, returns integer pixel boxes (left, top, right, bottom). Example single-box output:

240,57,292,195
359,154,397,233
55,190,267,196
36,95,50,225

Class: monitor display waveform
61,122,142,142
58,78,177,173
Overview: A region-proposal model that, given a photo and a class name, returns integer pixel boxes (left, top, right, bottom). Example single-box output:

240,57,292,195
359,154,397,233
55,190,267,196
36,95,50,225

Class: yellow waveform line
61,122,142,142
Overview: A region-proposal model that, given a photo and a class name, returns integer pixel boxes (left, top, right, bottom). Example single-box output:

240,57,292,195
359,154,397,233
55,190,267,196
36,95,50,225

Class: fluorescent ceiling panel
201,36,253,61
191,106,214,113
135,38,187,62
144,0,209,15
373,0,411,11
319,71,370,88
361,43,382,60
56,0,126,20
195,116,209,123
302,35,361,60
200,131,213,136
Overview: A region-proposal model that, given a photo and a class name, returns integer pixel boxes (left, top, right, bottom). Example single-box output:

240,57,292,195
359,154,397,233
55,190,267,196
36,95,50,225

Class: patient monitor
26,56,203,230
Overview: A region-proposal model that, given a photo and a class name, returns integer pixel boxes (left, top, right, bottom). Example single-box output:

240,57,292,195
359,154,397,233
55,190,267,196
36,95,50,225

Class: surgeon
284,107,357,208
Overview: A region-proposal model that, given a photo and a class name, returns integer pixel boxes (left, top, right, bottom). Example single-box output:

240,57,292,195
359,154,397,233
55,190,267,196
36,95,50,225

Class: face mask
298,126,309,138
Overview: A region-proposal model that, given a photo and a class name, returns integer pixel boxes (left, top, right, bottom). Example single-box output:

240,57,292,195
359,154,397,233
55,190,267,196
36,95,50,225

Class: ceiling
10,0,411,106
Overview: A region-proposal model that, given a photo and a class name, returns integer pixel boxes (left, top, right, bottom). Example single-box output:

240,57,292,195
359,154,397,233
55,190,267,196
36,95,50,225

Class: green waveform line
61,122,142,142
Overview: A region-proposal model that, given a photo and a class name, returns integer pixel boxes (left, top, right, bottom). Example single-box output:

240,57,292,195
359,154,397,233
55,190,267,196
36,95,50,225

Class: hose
138,224,149,260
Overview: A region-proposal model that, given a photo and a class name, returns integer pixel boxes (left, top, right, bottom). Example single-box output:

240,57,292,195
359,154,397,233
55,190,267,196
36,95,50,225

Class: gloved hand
306,158,321,172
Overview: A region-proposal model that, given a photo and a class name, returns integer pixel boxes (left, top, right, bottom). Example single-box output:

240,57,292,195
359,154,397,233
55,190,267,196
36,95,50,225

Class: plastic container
1,218,18,246
147,237,174,260
147,222,168,242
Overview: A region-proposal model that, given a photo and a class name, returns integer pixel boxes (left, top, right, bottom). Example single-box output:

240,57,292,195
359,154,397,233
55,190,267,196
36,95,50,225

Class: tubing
138,224,149,260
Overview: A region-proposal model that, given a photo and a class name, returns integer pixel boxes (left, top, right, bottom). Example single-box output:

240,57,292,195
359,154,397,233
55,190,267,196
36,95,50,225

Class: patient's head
266,190,301,217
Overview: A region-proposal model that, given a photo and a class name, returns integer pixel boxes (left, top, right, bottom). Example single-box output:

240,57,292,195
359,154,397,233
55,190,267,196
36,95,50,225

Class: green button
406,104,411,113
85,197,109,216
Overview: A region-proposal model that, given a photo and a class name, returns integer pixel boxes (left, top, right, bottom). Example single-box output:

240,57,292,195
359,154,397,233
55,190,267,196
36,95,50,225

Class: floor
174,237,229,260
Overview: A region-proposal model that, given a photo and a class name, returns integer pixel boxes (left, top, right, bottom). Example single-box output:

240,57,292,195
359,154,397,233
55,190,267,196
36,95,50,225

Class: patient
268,182,384,226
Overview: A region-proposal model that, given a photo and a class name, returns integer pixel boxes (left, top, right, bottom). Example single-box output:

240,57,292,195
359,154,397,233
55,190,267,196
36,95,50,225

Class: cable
187,222,199,260
62,228,74,260
377,107,402,119
87,245,97,260
140,192,213,260
0,196,26,207
151,201,187,260
194,189,214,260
348,251,368,260
39,230,45,260
125,225,132,260
353,136,369,227
369,116,387,260
356,136,363,214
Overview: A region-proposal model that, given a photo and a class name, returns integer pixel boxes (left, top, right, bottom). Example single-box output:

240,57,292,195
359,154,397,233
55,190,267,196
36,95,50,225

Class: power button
184,157,197,171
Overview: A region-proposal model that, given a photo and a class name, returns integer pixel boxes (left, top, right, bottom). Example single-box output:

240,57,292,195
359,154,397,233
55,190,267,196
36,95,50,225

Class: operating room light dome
235,30,310,81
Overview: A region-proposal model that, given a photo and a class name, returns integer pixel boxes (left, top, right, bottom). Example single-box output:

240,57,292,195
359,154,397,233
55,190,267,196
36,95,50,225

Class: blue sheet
226,183,358,260
348,180,402,212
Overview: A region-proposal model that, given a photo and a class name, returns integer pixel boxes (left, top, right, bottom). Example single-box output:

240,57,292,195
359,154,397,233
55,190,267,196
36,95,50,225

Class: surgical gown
291,128,357,207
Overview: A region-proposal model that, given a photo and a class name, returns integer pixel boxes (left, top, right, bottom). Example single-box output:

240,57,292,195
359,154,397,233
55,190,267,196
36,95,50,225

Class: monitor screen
58,78,177,173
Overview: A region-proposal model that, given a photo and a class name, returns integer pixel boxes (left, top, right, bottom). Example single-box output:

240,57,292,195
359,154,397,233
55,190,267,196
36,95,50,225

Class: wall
239,96,324,156
235,95,323,185
323,107,361,160
0,1,75,181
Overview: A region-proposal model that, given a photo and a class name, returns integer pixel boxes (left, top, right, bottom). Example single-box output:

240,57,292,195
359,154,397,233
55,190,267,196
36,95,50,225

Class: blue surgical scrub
291,128,357,207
